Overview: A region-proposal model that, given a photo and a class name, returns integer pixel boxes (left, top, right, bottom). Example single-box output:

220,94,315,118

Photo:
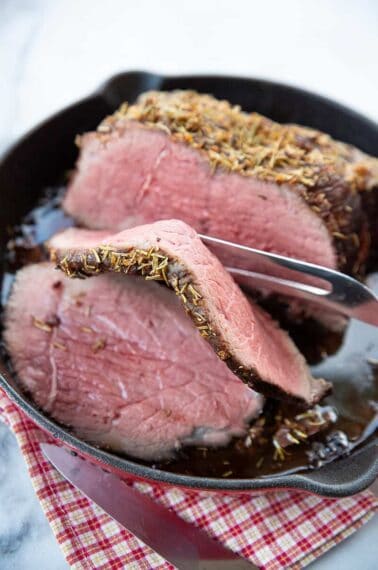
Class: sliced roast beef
49,219,331,406
64,90,378,277
4,263,263,460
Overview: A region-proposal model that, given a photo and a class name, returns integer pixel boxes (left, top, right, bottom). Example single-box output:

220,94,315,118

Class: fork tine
200,234,378,327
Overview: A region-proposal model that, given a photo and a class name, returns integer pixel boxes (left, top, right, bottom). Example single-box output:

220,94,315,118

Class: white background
0,1,377,568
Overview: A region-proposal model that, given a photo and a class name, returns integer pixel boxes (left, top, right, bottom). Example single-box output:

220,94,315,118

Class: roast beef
4,263,263,460
49,219,331,406
64,90,378,277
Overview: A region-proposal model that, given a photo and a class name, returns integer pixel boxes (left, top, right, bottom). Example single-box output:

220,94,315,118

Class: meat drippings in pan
1,189,376,478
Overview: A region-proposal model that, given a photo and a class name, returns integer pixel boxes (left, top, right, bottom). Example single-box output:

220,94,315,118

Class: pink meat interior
5,263,262,460
64,123,336,269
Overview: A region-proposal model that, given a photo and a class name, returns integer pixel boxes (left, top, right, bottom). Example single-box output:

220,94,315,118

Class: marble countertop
0,0,376,568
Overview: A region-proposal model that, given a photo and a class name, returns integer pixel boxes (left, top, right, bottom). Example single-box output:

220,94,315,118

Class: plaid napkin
0,391,376,570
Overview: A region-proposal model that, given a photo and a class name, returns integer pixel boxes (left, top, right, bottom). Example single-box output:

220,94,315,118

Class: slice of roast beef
4,263,263,460
49,219,331,406
64,90,378,277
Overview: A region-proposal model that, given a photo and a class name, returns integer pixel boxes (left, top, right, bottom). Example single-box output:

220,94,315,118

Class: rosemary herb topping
32,316,60,333
271,405,337,461
52,341,67,351
32,317,53,333
53,244,219,347
98,90,378,192
91,338,107,353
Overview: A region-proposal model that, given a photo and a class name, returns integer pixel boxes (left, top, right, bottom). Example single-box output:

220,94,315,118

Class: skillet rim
0,70,377,496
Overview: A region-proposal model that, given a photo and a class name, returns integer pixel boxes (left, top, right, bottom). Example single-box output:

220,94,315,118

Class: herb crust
90,90,377,275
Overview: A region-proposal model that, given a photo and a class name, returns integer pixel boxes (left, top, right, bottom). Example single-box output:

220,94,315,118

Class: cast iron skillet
0,72,377,497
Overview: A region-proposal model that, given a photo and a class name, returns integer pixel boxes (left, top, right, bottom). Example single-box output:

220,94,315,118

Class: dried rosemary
52,244,223,355
97,90,377,193
92,90,378,274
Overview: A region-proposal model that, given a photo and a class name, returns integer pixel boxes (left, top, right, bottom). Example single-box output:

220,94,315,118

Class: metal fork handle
200,235,378,327
228,267,378,327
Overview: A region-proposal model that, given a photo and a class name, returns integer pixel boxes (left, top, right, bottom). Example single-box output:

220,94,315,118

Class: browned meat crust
92,90,377,275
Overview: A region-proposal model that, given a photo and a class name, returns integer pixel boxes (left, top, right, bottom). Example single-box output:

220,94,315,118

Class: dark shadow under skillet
0,71,377,497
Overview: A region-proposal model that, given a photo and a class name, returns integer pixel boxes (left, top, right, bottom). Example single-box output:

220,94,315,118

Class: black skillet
0,72,377,497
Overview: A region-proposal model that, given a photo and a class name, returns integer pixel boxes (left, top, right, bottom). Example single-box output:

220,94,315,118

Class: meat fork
200,235,378,327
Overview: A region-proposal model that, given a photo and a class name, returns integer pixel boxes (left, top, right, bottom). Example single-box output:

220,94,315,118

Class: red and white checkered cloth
0,391,376,570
